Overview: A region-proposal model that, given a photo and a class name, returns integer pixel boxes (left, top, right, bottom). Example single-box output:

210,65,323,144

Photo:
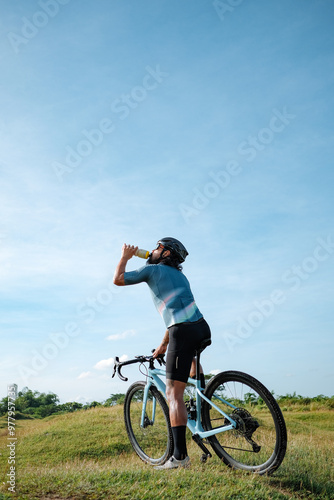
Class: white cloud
106,329,136,341
94,353,128,371
94,357,114,371
77,371,92,379
210,369,222,376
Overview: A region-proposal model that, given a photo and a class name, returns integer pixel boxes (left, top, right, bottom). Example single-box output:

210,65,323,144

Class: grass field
0,404,333,499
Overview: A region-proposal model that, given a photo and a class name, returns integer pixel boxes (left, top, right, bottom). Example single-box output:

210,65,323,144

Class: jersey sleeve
123,265,153,285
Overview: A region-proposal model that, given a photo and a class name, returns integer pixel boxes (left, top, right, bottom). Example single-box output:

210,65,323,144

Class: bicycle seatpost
195,352,201,381
195,338,211,389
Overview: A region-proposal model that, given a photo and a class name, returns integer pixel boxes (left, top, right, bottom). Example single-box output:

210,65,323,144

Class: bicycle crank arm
192,434,212,463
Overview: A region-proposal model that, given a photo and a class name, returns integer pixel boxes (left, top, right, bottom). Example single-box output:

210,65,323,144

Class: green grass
0,406,333,500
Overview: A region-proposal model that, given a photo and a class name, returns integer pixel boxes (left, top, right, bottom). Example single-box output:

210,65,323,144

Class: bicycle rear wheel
124,381,173,465
202,371,287,475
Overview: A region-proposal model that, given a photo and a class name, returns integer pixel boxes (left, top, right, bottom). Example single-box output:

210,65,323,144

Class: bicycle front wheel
202,371,287,475
124,381,173,465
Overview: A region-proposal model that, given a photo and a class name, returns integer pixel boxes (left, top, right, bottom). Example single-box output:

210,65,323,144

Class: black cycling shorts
166,318,211,383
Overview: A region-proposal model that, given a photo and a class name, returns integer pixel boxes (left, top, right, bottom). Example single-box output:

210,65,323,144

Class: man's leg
189,357,206,389
166,379,188,460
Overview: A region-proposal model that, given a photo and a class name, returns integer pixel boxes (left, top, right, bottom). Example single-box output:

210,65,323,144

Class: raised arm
113,244,138,286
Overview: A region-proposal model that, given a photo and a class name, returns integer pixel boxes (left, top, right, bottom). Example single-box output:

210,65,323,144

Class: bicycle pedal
200,453,210,463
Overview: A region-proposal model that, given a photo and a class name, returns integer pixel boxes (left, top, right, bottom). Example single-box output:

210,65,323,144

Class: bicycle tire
202,371,287,475
124,381,173,465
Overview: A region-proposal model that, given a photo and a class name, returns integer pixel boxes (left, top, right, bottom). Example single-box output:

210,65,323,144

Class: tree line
1,387,333,419
0,388,126,419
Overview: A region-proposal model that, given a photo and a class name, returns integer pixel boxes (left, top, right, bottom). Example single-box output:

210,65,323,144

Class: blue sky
1,0,333,403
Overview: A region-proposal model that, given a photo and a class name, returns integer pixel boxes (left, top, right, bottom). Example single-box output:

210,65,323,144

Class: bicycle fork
140,381,157,427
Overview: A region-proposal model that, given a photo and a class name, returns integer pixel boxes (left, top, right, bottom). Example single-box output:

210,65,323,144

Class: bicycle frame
144,365,238,439
114,353,287,473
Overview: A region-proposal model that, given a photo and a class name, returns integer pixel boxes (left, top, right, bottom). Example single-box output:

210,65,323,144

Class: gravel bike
112,340,287,475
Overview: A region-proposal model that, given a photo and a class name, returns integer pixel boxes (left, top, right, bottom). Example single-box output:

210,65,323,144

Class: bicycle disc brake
142,415,153,428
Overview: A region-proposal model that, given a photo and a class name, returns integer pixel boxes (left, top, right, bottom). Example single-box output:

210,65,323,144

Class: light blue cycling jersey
123,263,203,328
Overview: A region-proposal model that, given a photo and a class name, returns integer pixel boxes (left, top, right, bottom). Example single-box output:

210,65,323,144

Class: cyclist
113,237,211,470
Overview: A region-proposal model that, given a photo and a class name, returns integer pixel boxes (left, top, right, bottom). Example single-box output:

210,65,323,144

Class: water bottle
135,248,149,259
